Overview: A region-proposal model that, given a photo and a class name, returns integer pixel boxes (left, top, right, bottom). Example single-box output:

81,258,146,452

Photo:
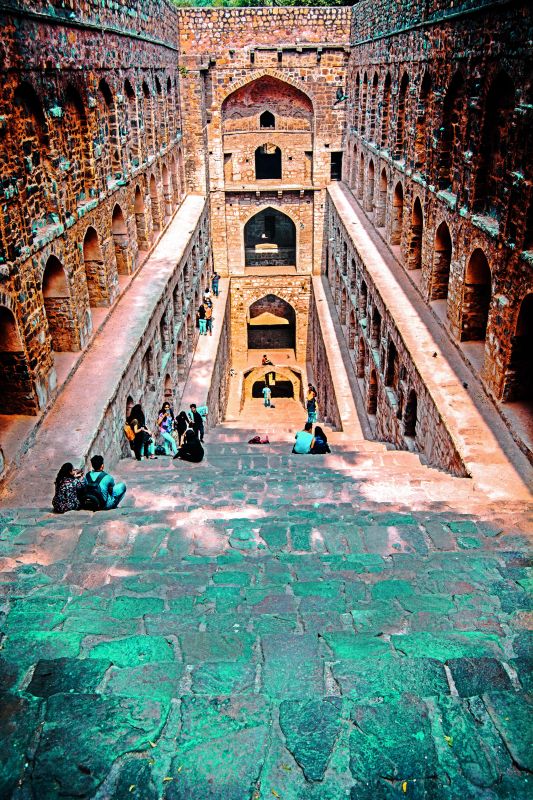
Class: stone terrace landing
0,439,531,799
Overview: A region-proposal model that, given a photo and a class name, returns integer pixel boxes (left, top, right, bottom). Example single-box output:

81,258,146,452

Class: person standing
306,385,318,424
189,403,205,443
85,455,127,509
205,303,213,336
157,402,178,456
211,272,220,297
198,304,207,335
262,383,272,408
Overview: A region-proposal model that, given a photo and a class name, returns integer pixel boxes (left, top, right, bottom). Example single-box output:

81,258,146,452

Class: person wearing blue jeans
198,304,207,335
86,455,127,509
211,272,220,297
157,403,178,456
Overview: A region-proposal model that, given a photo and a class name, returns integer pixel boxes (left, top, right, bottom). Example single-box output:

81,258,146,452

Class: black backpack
81,472,107,512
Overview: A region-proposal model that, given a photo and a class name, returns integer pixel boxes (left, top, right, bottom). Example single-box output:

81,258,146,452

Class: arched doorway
244,208,296,268
111,204,130,275
461,249,491,341
504,294,533,401
247,294,296,350
82,226,104,307
42,256,75,351
255,143,281,180
252,375,294,398
408,197,423,270
391,182,404,246
431,221,452,300
0,306,35,414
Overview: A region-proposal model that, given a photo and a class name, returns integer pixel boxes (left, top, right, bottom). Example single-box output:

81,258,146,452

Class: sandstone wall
345,0,533,408
0,0,186,416
177,7,351,277
326,194,468,476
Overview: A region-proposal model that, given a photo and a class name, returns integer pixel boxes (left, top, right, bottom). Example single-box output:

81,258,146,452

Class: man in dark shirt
189,403,204,442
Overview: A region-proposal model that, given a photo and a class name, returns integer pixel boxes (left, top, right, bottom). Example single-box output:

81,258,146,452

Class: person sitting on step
173,428,204,463
52,462,85,513
310,425,331,454
85,455,127,510
157,402,178,456
292,421,315,454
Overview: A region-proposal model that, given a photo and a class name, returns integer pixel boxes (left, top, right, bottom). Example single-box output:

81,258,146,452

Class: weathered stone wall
177,7,351,277
308,292,343,431
229,275,311,369
345,0,533,406
326,195,468,476
89,203,211,466
0,0,186,415
206,291,231,430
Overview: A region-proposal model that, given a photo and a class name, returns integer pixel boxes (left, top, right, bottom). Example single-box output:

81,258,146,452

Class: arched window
431,221,452,300
255,143,281,180
394,73,409,160
407,197,423,270
474,71,515,216
437,72,465,192
461,249,491,341
260,110,275,129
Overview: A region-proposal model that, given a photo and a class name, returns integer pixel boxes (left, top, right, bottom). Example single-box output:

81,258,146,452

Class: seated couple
292,423,331,455
52,455,127,514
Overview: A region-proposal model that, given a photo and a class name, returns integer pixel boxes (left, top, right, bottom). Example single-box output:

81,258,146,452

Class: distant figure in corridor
211,272,220,297
174,428,204,463
189,403,205,442
306,384,318,424
261,354,273,366
197,303,207,335
86,455,127,510
52,462,85,513
311,425,331,454
292,421,315,454
262,383,272,407
205,302,213,336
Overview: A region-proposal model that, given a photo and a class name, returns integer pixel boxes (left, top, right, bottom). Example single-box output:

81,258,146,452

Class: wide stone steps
0,430,531,799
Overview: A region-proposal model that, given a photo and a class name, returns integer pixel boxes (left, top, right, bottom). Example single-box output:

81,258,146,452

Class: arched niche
111,204,130,274
503,293,533,402
42,256,76,351
222,75,313,133
247,294,296,351
243,365,304,406
244,208,296,268
461,248,491,341
82,226,104,307
0,306,36,414
430,221,452,300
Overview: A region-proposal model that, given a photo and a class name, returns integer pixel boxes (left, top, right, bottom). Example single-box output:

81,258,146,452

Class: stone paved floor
1,418,532,798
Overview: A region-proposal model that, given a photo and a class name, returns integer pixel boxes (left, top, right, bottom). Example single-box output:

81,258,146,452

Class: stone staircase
0,429,532,799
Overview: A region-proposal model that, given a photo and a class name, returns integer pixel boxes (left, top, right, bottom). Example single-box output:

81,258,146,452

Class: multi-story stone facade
0,0,187,416
342,0,532,420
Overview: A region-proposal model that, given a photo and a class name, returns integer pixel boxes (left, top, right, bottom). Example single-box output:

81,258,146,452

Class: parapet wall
178,7,351,59
2,0,179,44
350,0,511,41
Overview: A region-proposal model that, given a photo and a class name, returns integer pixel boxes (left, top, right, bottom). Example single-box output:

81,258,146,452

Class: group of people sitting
124,402,205,463
52,455,127,514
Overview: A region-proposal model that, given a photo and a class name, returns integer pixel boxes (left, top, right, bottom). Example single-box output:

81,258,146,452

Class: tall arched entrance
247,294,296,351
244,209,296,269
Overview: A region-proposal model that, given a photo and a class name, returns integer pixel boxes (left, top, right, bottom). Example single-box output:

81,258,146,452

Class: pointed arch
391,182,404,245
431,221,452,300
461,249,491,341
407,197,423,270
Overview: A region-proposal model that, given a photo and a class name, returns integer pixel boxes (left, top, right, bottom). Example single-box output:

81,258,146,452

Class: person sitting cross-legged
85,455,127,510
292,421,315,454
310,425,331,454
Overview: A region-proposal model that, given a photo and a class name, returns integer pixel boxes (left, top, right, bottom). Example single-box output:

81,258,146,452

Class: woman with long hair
157,402,178,456
174,410,189,446
173,428,204,463
127,403,155,460
310,425,331,454
52,462,85,513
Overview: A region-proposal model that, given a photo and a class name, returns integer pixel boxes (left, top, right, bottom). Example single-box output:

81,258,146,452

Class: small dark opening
260,111,275,129
330,152,343,180
255,144,281,180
